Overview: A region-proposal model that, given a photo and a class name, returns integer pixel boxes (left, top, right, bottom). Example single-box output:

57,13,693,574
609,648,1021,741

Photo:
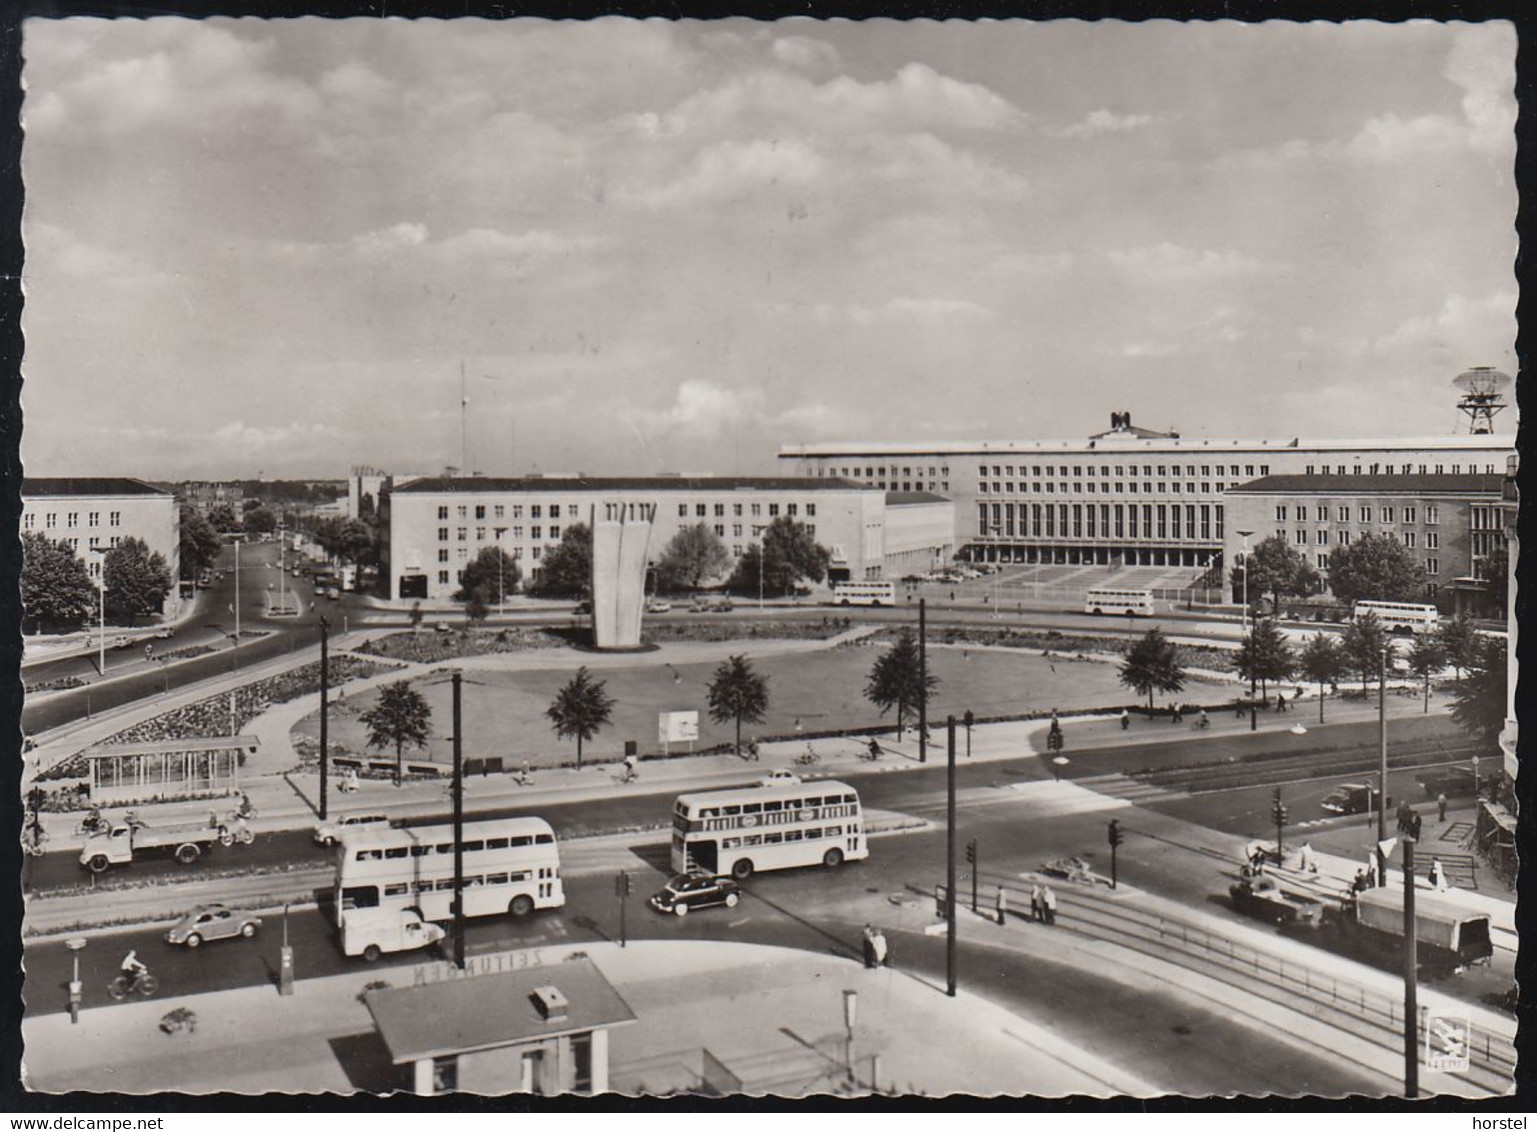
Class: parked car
1417,765,1479,799
1321,782,1381,816
165,903,263,948
645,600,672,614
649,873,741,917
313,813,392,847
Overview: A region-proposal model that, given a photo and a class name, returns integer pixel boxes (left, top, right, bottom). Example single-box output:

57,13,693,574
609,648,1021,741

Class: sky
18,18,1518,480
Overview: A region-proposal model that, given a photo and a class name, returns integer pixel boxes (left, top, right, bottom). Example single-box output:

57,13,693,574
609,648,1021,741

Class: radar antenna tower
1452,367,1512,434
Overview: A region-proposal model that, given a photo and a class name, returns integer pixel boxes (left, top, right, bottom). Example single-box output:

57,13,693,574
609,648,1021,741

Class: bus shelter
365,958,636,1096
84,735,258,804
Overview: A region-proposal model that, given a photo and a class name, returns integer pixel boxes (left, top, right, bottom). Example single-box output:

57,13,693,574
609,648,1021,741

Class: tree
545,667,616,769
864,629,940,740
1436,614,1480,682
1449,634,1506,744
466,587,490,622
102,537,173,625
1118,627,1185,711
1298,632,1346,723
1232,617,1295,700
359,681,432,787
206,503,239,533
706,654,770,758
178,507,223,581
1230,533,1320,613
241,497,263,513
334,518,375,567
20,533,97,633
1339,612,1390,692
1407,632,1447,714
531,523,592,598
1479,541,1509,617
1326,532,1427,606
728,517,831,596
455,546,521,604
655,524,730,593
243,506,278,536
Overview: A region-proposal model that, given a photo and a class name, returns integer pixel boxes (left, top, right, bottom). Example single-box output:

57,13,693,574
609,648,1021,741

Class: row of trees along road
1234,609,1503,736
20,532,173,633
1230,530,1435,612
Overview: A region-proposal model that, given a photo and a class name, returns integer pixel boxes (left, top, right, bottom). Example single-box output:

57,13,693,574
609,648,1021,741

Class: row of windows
980,480,1235,496
439,525,560,543
977,502,1223,541
1276,505,1440,524
381,869,539,896
816,465,950,478
437,503,566,521
679,502,816,519
23,510,124,530
1303,463,1499,476
1283,528,1440,550
352,831,554,861
982,462,1268,479
719,825,849,849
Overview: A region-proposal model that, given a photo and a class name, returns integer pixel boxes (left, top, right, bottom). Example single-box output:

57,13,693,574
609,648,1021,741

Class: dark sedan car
649,873,741,917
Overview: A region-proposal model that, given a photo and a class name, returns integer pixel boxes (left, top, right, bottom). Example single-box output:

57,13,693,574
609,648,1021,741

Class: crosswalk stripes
1073,772,1185,804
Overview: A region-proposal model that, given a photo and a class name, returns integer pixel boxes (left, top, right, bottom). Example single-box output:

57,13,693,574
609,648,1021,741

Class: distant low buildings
379,475,954,602
21,478,180,613
180,480,244,517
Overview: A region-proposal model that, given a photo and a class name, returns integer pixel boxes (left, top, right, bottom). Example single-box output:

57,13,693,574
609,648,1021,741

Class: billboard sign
658,711,699,744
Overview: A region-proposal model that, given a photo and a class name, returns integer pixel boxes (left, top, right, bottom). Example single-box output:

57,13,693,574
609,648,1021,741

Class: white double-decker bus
672,780,869,880
833,580,896,606
1084,587,1156,616
1352,600,1440,635
335,816,563,923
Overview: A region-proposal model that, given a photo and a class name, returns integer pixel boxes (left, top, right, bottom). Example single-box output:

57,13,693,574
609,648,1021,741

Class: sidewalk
19,940,1152,1096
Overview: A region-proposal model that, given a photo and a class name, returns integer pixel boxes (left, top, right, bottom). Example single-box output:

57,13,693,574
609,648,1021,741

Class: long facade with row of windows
21,479,181,611
778,414,1514,570
379,476,953,601
1222,473,1506,607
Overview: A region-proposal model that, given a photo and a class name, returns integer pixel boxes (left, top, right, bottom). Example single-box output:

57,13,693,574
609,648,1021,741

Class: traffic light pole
1273,787,1287,861
1107,820,1120,890
945,715,956,998
1403,838,1419,1098
616,872,630,949
452,672,465,971
918,600,928,764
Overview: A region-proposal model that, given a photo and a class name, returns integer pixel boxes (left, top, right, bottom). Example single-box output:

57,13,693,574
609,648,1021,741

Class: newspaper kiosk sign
659,711,699,753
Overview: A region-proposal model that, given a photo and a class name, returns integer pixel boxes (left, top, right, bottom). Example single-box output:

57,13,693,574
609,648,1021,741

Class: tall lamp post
494,527,509,613
230,533,245,671
88,548,108,676
1235,530,1254,634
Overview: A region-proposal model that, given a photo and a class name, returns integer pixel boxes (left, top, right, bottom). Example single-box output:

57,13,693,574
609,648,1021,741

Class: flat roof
391,475,875,495
778,434,1514,458
86,736,260,757
22,477,174,498
1229,473,1505,496
885,490,951,505
366,957,637,1064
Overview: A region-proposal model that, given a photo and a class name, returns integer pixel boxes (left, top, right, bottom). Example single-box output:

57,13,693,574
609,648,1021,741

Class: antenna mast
1452,367,1512,435
460,360,468,475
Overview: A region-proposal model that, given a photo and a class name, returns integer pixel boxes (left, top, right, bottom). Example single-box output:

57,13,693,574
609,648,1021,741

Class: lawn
291,641,1150,768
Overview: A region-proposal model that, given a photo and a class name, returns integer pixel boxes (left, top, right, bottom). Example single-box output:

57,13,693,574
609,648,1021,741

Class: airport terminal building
380,475,953,601
778,415,1513,577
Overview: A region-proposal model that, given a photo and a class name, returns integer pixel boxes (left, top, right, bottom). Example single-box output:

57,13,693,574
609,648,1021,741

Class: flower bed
357,627,564,664
37,656,402,782
24,676,86,694
642,620,846,643
869,625,1233,672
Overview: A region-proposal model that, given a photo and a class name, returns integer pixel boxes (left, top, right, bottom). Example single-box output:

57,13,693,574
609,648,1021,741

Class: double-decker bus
671,780,868,880
1351,600,1440,635
335,816,563,923
833,580,896,607
1084,587,1156,616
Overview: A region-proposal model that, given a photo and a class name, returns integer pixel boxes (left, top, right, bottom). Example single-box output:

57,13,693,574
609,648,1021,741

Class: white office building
21,478,181,613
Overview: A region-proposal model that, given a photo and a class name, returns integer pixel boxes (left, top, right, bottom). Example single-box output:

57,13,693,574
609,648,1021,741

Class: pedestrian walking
1437,792,1448,824
1276,692,1287,714
995,886,1009,926
1297,842,1318,874
1041,885,1058,926
1170,703,1182,724
861,924,876,969
1429,857,1448,891
1236,698,1246,719
1411,812,1423,842
1029,883,1043,922
1120,708,1130,731
872,928,889,967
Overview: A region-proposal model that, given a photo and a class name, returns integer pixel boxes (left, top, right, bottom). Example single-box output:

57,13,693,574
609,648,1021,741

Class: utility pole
452,671,465,971
1403,837,1419,1098
318,617,330,821
1378,645,1389,886
918,600,928,764
945,714,957,997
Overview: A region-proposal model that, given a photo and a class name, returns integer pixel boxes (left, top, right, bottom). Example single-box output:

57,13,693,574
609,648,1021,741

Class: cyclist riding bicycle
621,754,639,782
1197,709,1210,730
866,738,882,760
121,950,149,985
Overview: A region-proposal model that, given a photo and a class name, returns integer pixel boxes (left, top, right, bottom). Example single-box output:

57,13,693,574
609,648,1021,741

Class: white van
313,812,391,847
342,908,445,962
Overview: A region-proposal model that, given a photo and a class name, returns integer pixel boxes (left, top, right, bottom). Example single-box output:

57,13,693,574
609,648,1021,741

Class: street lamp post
1236,530,1254,634
494,527,509,612
231,534,245,671
66,937,86,1024
88,548,108,677
1377,645,1389,886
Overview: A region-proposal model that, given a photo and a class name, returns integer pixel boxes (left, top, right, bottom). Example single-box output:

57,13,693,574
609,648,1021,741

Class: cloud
210,420,355,453
24,221,173,287
1107,243,1270,281
623,137,825,208
770,35,841,72
1443,22,1516,156
1119,340,1181,358
1054,108,1158,139
639,380,766,436
1357,289,1516,360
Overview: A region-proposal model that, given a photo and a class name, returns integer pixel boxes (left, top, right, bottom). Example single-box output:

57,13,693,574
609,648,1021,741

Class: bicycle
108,972,159,1000
613,767,639,785
1190,716,1211,732
794,746,820,767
